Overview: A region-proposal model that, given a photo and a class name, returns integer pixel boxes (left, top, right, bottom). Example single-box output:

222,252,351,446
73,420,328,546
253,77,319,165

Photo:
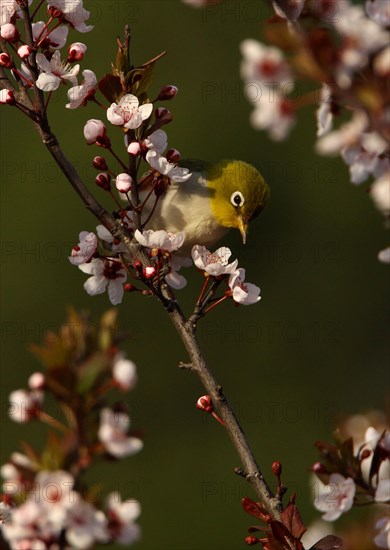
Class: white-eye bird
141,159,270,252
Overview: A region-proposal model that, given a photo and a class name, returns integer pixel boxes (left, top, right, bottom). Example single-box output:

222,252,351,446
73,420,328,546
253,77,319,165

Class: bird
141,159,270,253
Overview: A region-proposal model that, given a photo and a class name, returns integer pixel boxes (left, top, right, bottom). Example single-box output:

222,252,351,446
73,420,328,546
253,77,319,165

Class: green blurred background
0,1,388,548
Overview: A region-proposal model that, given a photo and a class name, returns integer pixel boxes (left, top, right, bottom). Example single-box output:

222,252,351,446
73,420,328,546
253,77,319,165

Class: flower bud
196,395,213,413
92,156,108,170
28,372,45,390
143,266,156,279
0,89,15,105
360,449,372,460
1,23,20,42
157,85,178,101
245,536,260,546
166,148,181,163
17,45,32,60
68,42,87,62
127,141,141,156
95,172,111,191
124,283,136,292
272,461,282,477
312,462,327,474
155,107,173,124
115,173,132,193
0,52,13,68
84,119,108,146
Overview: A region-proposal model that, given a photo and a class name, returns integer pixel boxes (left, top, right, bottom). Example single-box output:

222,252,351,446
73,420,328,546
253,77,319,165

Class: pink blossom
314,473,356,521
69,231,98,265
107,94,153,129
83,119,107,145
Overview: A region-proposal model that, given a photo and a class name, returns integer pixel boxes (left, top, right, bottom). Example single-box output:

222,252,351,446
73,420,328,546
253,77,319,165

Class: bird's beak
237,216,248,244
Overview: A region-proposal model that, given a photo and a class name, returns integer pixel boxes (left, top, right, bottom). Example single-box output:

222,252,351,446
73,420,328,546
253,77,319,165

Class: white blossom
113,356,137,391
240,39,292,86
69,231,97,265
135,229,185,252
228,268,261,305
79,258,127,305
36,50,79,92
249,91,295,141
47,0,93,33
366,0,390,27
378,247,390,264
192,245,238,276
316,84,333,137
66,69,97,109
9,389,43,423
374,516,390,549
145,149,192,182
32,21,68,49
143,129,168,153
65,496,108,548
106,492,141,545
370,171,390,216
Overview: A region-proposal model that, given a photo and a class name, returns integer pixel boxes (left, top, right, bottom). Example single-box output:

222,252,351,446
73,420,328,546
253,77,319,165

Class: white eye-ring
230,191,245,208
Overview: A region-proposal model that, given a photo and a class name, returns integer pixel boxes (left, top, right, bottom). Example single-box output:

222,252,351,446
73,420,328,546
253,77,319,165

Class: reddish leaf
281,503,306,539
308,535,344,550
242,497,268,521
98,74,122,103
268,520,304,550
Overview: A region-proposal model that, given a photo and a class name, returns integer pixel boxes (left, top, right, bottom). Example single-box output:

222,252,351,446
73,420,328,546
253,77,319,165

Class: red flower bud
0,89,15,105
196,395,214,413
0,52,13,68
245,536,260,546
157,85,178,101
166,148,181,163
95,172,111,191
92,156,108,170
155,107,173,124
272,461,282,477
124,283,136,292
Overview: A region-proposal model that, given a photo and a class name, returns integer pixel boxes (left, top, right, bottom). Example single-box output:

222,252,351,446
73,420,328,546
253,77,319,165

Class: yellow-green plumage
142,159,269,252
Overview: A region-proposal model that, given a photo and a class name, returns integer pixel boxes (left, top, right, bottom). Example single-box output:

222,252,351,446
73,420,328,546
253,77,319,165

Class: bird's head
206,160,270,243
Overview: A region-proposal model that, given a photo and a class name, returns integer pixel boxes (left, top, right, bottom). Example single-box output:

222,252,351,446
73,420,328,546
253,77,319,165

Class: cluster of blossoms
0,309,142,549
238,0,390,261
312,412,390,549
0,0,263,313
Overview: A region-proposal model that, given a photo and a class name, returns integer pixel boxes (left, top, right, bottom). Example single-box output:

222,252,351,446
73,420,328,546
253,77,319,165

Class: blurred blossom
375,516,390,549
98,408,143,458
314,473,356,521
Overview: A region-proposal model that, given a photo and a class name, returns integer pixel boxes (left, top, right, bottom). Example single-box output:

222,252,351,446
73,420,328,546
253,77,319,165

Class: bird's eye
230,191,245,208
